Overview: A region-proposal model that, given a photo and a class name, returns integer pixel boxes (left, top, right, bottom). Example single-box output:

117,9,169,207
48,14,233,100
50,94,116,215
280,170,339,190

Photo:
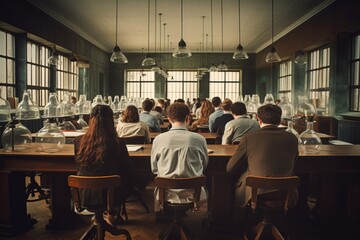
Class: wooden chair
68,175,131,240
154,176,207,240
244,175,300,240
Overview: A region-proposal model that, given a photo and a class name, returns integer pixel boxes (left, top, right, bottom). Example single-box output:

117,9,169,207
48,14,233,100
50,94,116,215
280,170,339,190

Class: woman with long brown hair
189,99,214,131
116,105,151,143
74,104,133,223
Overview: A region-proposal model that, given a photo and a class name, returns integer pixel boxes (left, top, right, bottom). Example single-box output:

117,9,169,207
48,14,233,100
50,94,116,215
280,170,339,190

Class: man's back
140,111,160,132
222,116,260,144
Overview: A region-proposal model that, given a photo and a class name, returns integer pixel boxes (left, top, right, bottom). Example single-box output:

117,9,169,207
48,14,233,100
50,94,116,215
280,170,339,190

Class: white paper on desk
63,131,86,137
207,149,214,154
329,140,353,145
126,145,143,152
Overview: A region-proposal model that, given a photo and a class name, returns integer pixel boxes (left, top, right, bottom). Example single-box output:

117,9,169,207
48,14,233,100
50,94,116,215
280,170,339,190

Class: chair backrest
119,136,146,144
246,175,300,213
154,176,207,212
68,175,121,212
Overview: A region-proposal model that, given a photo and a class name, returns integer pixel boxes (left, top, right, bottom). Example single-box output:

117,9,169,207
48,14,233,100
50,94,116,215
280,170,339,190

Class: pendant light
217,0,228,71
265,0,281,63
110,0,128,64
172,0,191,58
233,0,249,60
48,46,59,65
197,16,208,72
208,0,217,71
151,0,160,72
142,0,156,66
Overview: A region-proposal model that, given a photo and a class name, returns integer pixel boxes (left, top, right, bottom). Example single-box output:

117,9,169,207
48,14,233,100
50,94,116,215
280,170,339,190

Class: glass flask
296,95,316,119
263,93,275,105
299,121,322,153
107,96,112,106
237,95,244,103
92,95,105,108
247,94,261,114
35,118,65,153
0,88,11,122
58,117,77,132
16,90,40,119
75,95,91,115
278,95,294,120
77,115,88,129
56,92,76,117
43,92,59,117
285,121,301,143
112,95,121,112
120,96,127,111
1,119,32,152
243,95,251,107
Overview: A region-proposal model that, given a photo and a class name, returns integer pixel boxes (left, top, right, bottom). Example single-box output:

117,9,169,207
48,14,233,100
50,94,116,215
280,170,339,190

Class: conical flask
16,90,40,119
299,121,322,153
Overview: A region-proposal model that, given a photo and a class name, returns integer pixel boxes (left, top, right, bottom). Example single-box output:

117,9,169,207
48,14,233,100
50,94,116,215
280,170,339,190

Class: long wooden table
0,144,359,235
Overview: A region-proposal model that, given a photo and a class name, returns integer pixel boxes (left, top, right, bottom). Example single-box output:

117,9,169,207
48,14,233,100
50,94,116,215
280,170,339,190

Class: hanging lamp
172,0,191,58
142,0,156,66
151,0,161,72
208,0,217,71
265,0,281,63
217,0,228,71
48,46,59,66
233,0,249,60
110,0,128,64
197,16,209,72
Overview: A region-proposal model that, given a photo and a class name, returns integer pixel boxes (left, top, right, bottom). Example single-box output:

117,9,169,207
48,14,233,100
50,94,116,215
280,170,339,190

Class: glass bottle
35,118,65,153
263,93,275,105
237,95,244,103
75,95,91,114
296,95,316,119
1,119,32,151
247,94,261,115
92,95,105,108
16,90,40,119
112,95,121,112
243,95,251,107
278,95,294,120
299,121,322,153
0,88,11,122
77,115,88,129
56,92,76,117
286,121,301,143
120,96,127,111
43,92,59,117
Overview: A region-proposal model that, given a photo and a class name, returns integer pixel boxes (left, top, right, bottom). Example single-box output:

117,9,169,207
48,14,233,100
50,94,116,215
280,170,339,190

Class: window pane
0,31,5,56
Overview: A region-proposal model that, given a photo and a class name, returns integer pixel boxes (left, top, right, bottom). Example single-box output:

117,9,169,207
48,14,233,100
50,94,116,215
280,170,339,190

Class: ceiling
28,0,334,54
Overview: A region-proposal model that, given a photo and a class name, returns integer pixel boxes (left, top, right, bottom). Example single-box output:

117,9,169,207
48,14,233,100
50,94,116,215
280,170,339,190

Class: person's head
211,97,222,108
231,102,247,116
154,106,162,114
121,105,139,123
76,105,118,166
150,98,156,109
158,98,165,107
177,98,185,104
71,96,77,104
142,99,153,112
275,99,281,105
200,100,215,119
257,104,282,125
221,99,233,111
167,103,190,123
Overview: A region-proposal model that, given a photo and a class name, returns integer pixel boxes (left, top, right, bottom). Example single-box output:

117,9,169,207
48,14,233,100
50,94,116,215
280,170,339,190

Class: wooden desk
149,132,219,144
0,144,359,234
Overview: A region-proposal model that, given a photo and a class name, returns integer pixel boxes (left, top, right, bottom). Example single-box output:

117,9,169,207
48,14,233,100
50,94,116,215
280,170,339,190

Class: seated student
226,104,299,208
140,99,161,132
209,97,223,132
222,102,260,144
149,99,164,125
189,99,214,131
116,105,151,143
157,98,167,116
74,105,133,224
212,99,234,136
151,103,208,211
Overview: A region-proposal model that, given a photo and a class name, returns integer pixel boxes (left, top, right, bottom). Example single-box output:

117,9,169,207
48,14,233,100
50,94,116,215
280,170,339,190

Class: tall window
209,71,241,101
126,70,155,98
57,55,78,101
167,71,198,101
308,47,330,113
279,61,292,100
27,41,50,107
0,30,15,100
350,34,360,111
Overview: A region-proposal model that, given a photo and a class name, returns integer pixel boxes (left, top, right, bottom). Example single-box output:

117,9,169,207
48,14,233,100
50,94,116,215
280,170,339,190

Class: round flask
285,121,301,143
278,96,294,120
1,119,32,151
16,90,40,119
35,119,65,153
299,121,322,153
43,92,59,117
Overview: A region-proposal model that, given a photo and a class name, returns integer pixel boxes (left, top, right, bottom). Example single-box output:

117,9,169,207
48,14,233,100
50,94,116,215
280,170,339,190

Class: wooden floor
1,184,360,240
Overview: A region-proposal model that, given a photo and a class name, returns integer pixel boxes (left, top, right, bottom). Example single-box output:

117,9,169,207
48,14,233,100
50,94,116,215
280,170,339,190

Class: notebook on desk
126,145,144,152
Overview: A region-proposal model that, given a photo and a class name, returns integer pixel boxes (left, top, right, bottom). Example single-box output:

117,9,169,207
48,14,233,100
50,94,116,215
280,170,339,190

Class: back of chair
246,175,299,213
154,176,207,211
119,136,146,144
68,175,121,212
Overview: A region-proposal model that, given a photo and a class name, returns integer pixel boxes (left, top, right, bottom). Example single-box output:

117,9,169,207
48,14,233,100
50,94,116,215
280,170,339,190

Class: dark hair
121,105,139,123
221,99,233,111
142,99,153,111
76,105,118,166
167,103,190,123
211,97,222,107
176,98,185,104
231,102,247,115
257,104,282,125
154,106,162,114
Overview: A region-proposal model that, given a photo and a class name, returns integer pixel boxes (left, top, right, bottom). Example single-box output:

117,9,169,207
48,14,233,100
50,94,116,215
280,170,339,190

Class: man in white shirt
151,102,208,211
209,96,223,132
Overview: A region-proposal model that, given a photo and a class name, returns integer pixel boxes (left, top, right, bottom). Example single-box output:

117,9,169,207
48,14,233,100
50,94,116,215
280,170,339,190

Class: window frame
0,29,16,100
350,33,360,112
209,71,242,102
278,60,292,100
125,70,155,98
166,70,198,100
